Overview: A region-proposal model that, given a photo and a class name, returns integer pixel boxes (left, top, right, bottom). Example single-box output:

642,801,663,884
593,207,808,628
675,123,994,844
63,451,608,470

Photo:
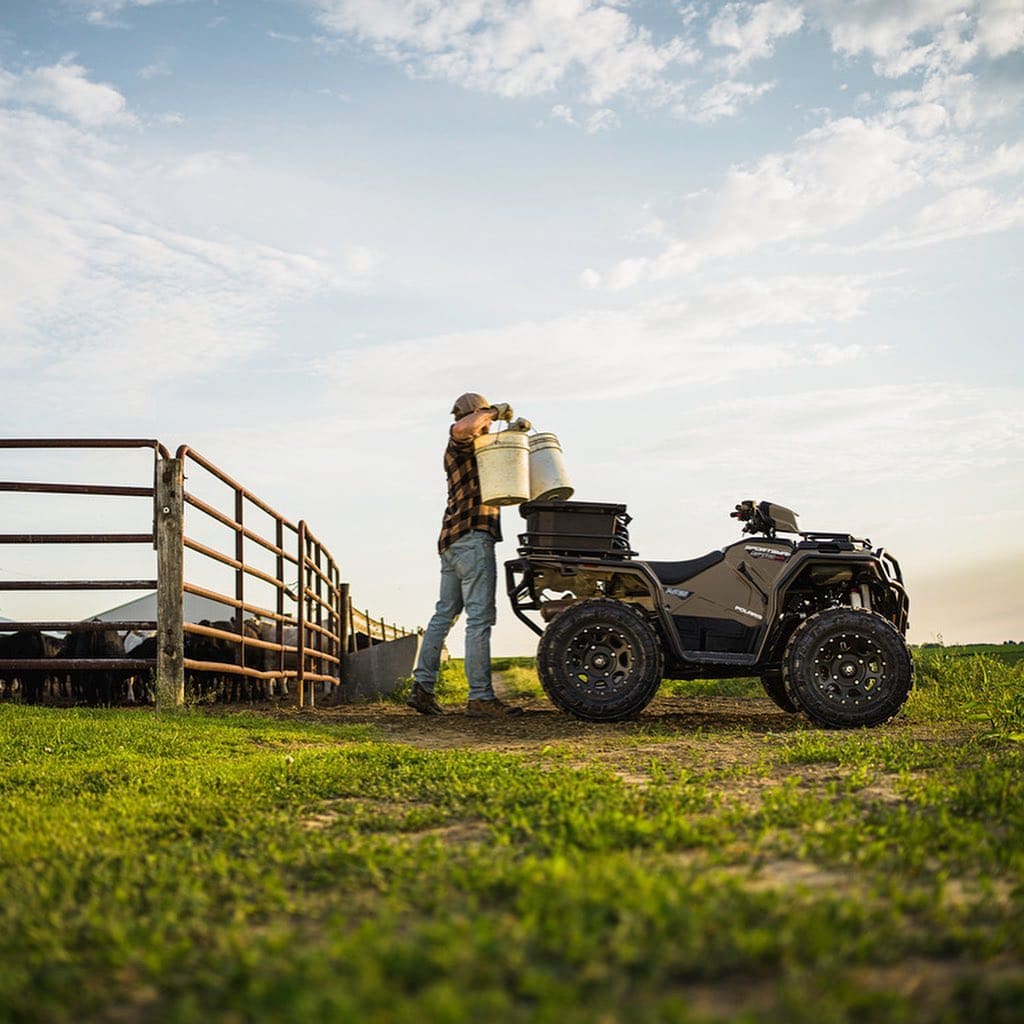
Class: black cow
67,625,127,706
0,631,51,704
123,635,157,704
184,620,238,701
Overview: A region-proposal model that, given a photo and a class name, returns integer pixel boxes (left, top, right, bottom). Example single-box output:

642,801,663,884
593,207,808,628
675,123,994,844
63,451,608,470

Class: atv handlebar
731,500,771,536
731,500,754,522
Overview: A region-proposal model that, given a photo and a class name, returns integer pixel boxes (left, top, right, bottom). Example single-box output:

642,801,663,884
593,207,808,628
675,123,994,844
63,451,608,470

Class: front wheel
760,668,799,713
783,608,913,728
537,599,663,722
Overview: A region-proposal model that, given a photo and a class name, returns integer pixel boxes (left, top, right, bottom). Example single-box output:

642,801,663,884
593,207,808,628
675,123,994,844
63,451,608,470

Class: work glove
489,402,514,421
509,417,532,432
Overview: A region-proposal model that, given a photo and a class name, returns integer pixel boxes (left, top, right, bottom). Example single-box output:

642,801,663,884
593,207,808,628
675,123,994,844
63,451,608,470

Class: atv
505,499,912,728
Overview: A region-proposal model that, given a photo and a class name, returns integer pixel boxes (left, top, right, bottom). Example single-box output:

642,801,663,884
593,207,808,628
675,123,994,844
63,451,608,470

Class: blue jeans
413,530,497,701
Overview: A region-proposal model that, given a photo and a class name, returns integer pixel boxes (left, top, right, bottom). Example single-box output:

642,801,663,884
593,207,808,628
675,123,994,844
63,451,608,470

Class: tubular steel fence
349,607,413,648
0,439,413,709
0,440,164,689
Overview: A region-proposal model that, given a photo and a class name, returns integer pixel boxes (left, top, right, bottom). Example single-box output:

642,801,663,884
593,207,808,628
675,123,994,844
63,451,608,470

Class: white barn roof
89,592,236,624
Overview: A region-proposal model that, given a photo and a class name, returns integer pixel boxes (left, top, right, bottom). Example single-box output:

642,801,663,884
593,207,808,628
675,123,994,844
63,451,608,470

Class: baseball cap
450,392,490,418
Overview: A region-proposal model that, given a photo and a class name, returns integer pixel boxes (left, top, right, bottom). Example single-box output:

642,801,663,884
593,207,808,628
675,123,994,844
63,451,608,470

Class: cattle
254,618,341,701
0,630,51,704
183,620,235,701
181,618,273,702
1,616,339,706
253,619,298,699
65,624,127,706
123,634,156,704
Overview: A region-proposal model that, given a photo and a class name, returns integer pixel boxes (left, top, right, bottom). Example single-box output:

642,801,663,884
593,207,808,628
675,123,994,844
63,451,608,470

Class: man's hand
509,417,532,432
489,402,514,421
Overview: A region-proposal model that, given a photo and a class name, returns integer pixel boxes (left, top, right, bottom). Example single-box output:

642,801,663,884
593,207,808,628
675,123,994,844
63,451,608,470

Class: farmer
407,392,528,718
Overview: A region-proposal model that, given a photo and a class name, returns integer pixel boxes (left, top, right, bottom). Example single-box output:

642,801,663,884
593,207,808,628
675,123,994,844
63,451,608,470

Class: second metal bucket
529,432,574,501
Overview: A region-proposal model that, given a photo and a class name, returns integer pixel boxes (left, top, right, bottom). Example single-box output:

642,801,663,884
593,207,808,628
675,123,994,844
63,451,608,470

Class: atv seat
644,550,724,586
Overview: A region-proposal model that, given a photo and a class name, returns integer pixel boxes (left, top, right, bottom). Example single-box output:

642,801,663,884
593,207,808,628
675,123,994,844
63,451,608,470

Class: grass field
1,648,1022,1022
918,643,1024,667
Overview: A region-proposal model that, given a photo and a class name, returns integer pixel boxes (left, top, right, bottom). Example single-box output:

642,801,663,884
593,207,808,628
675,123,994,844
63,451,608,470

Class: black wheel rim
811,631,888,704
563,624,637,697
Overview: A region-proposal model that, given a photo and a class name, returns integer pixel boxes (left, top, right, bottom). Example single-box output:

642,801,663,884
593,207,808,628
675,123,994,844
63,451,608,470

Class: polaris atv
506,499,912,728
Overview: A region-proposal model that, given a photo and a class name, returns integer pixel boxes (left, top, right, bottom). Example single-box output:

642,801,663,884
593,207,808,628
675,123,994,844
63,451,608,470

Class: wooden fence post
297,520,307,708
338,582,350,679
155,457,185,709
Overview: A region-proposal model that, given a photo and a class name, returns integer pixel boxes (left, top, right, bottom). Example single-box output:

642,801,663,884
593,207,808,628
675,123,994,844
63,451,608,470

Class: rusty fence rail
0,440,164,696
350,607,413,647
1,439,414,709
171,445,348,708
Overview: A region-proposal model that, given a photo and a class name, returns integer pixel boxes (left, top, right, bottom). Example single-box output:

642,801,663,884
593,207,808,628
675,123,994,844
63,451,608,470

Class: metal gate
0,439,397,708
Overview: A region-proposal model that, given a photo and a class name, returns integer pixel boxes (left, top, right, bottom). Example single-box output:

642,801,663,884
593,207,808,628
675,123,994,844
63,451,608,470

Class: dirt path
261,691,960,767
341,694,802,754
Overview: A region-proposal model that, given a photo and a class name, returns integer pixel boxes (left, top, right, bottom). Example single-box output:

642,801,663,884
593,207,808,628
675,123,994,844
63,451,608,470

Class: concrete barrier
340,633,422,701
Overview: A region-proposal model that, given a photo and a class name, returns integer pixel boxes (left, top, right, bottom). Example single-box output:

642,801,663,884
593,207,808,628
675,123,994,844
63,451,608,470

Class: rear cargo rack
517,500,636,559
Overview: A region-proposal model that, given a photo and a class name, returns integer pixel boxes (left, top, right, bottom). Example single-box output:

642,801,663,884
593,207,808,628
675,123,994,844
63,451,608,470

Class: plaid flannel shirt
437,431,502,554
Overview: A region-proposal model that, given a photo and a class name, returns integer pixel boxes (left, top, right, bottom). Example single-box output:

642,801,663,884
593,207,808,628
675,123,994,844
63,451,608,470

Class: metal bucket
474,430,530,506
529,432,574,501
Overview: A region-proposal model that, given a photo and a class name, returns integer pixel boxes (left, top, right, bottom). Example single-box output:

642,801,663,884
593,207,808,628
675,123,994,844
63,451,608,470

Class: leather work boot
466,697,524,718
406,684,445,716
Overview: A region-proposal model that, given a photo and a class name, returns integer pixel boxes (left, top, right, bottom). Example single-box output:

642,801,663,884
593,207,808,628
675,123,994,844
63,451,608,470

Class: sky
0,0,1022,654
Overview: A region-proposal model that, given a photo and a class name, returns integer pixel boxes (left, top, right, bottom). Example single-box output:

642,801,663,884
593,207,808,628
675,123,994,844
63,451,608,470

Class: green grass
660,676,762,698
393,658,548,702
432,659,762,701
913,647,1024,739
1,651,1023,1022
389,658,473,705
915,643,1024,667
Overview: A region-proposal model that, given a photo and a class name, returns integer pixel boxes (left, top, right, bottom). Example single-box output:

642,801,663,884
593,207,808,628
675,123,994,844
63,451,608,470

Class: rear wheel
537,599,663,722
760,668,799,713
783,608,913,728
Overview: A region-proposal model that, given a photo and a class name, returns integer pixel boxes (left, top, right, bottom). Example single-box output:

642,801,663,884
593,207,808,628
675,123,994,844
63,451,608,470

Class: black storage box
518,500,633,557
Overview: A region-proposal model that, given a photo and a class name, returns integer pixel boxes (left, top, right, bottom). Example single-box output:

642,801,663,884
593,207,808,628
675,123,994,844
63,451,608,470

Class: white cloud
873,186,1024,249
605,115,928,284
138,57,171,79
682,77,775,122
0,59,135,127
707,1,805,72
546,102,620,133
808,0,1024,77
888,96,949,137
340,244,383,277
603,64,1024,287
316,273,876,424
810,0,969,65
887,66,1024,133
549,102,577,125
169,149,248,178
584,106,620,133
952,141,1024,184
637,385,1024,516
0,89,364,422
308,0,1021,133
313,0,699,104
70,0,182,25
976,0,1024,58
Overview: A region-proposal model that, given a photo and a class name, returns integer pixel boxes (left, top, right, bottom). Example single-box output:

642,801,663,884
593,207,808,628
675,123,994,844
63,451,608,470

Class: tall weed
913,649,1024,740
